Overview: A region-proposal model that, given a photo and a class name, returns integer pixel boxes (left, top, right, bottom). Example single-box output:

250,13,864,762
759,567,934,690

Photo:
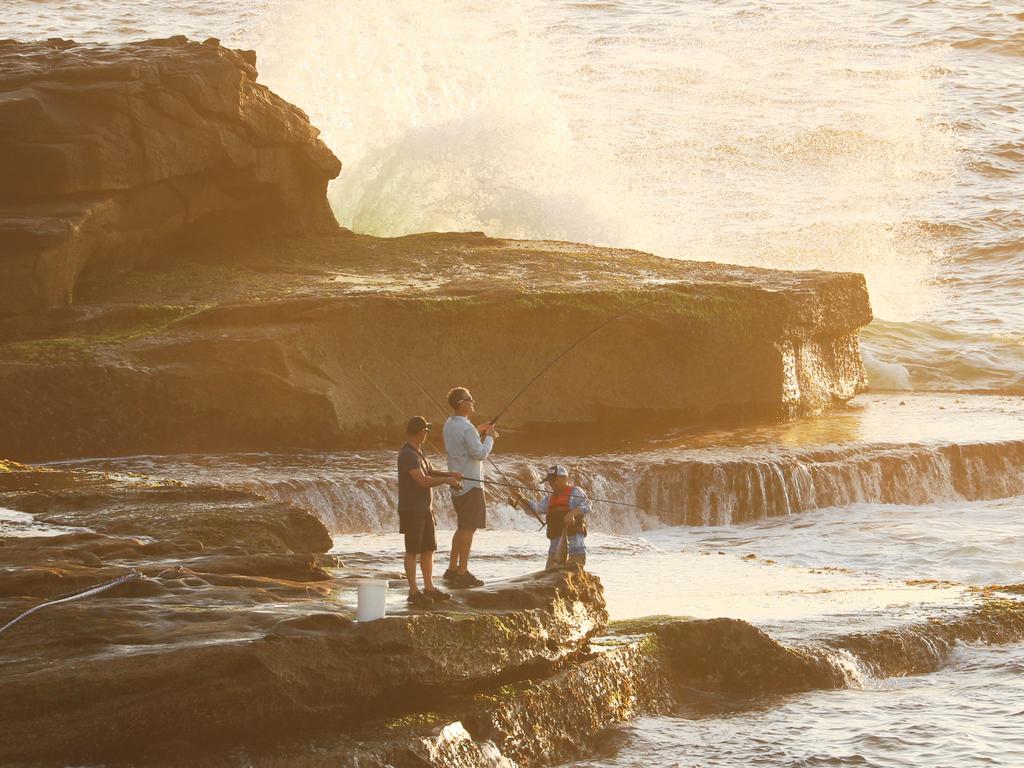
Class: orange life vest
546,485,587,540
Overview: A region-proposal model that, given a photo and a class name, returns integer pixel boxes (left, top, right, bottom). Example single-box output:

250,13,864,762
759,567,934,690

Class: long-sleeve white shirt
443,415,494,496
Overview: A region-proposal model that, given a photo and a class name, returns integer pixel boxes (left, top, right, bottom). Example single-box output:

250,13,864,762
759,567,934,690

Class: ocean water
573,644,1024,768
10,1,1024,765
54,443,1024,765
56,392,1024,766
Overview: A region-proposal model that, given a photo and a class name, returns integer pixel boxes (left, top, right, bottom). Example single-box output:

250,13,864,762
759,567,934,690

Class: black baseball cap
406,416,432,435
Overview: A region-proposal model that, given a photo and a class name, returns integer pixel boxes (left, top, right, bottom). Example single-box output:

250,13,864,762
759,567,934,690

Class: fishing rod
359,360,545,529
365,292,661,522
359,360,452,463
399,370,546,529
361,359,419,430
488,298,652,427
461,475,675,518
363,361,672,522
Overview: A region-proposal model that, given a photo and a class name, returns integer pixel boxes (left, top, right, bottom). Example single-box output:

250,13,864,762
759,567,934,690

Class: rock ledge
0,36,341,314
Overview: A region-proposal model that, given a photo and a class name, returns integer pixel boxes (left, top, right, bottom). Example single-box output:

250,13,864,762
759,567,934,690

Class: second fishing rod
398,371,546,528
360,359,546,528
391,296,667,520
404,293,654,434
400,370,677,520
454,474,674,518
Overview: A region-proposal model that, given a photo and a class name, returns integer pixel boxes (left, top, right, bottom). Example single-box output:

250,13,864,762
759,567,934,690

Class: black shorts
452,487,486,530
399,510,437,554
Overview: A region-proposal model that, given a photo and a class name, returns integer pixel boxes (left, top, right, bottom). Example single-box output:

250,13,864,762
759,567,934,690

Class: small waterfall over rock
89,439,1024,534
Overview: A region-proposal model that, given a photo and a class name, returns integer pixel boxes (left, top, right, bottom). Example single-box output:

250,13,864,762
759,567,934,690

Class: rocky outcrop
0,458,658,768
0,463,610,765
0,36,341,314
0,569,605,765
182,598,1024,768
829,597,1024,677
460,639,675,767
218,641,677,768
0,37,873,457
5,461,1024,767
644,601,1024,698
652,617,847,694
0,230,871,460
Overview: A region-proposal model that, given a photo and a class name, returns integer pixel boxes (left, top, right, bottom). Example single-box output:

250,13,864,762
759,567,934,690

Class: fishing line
461,475,675,518
399,369,546,529
362,290,663,528
359,359,449,460
360,360,544,528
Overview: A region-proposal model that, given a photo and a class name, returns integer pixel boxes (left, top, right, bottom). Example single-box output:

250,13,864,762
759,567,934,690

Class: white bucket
356,579,389,622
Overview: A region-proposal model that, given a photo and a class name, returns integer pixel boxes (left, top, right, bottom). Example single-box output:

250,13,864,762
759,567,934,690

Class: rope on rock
0,571,142,638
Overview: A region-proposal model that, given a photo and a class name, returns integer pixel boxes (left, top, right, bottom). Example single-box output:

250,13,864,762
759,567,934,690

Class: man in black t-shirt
398,416,463,606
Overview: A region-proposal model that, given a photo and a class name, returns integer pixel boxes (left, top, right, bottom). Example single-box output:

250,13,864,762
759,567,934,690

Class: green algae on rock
0,37,872,458
0,228,871,460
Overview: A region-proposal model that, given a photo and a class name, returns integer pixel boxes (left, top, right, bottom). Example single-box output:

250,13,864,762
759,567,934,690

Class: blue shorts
549,533,586,558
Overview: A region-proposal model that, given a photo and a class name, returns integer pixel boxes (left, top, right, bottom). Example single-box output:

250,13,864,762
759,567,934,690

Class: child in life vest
511,464,590,569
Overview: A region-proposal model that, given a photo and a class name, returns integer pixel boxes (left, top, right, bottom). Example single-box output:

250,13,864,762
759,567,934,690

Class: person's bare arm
411,468,461,489
427,469,463,480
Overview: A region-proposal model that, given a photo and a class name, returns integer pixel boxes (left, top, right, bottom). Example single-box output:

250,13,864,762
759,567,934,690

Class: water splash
246,0,638,247
246,0,957,321
861,345,913,390
0,507,88,538
9,0,1021,393
823,647,871,689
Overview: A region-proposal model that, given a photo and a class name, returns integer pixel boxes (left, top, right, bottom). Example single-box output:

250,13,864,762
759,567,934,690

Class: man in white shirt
442,386,497,587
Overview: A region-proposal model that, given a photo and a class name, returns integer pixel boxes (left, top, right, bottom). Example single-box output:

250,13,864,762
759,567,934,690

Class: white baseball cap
541,464,569,484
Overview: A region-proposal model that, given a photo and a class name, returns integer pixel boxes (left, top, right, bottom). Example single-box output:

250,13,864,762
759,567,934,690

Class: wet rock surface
0,229,871,460
460,640,675,767
0,38,873,460
3,460,1024,767
827,596,1024,677
0,36,340,314
191,599,1024,768
653,617,847,694
207,642,676,768
636,600,1024,699
0,464,609,766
